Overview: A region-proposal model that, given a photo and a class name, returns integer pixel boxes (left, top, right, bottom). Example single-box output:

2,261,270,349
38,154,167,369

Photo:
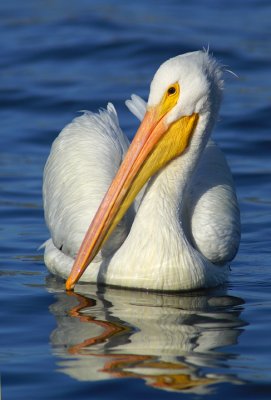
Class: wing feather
186,140,240,264
43,103,130,260
125,94,147,122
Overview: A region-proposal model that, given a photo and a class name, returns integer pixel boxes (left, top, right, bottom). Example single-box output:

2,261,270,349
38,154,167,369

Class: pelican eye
167,86,176,96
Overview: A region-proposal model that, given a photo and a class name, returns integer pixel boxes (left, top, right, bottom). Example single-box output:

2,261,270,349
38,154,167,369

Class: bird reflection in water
47,277,246,394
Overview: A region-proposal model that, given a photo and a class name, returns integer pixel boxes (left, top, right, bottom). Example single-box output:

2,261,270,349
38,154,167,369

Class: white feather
125,94,147,121
43,104,130,262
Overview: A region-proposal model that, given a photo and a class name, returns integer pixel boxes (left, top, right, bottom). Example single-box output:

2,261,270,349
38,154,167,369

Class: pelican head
66,50,224,290
149,50,223,124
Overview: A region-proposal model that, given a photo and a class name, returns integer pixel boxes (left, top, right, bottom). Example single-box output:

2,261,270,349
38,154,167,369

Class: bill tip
65,278,75,291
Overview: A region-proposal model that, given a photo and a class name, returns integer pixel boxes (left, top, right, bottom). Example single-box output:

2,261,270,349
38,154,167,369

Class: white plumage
43,51,240,291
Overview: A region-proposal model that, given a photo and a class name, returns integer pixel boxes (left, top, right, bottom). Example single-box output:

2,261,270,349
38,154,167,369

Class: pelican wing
43,103,131,261
187,140,240,264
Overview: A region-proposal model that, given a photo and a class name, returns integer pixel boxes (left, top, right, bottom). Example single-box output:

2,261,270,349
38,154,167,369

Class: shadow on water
46,276,246,395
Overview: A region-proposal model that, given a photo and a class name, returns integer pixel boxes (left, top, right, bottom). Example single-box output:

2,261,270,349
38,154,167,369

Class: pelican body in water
43,51,240,292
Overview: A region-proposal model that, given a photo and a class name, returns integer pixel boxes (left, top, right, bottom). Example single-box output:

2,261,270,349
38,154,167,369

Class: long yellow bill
66,87,198,290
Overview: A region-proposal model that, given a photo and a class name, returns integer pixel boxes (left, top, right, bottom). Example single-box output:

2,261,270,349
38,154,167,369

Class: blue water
1,1,271,399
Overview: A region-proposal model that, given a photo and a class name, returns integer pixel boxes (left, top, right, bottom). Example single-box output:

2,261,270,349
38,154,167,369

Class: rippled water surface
1,1,271,399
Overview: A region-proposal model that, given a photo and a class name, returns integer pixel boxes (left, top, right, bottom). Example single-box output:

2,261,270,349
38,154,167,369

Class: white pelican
43,50,240,292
